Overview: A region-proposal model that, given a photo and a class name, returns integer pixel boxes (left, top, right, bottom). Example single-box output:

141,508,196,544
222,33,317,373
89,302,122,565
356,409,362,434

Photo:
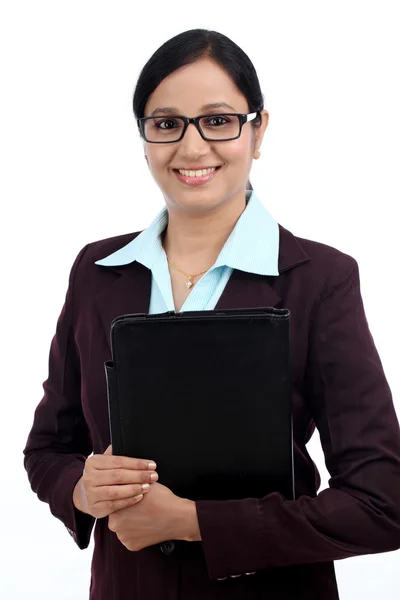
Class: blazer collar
92,223,309,355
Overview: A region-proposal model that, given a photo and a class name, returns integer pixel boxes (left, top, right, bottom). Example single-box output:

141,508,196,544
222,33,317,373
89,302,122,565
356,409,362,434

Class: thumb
104,444,113,455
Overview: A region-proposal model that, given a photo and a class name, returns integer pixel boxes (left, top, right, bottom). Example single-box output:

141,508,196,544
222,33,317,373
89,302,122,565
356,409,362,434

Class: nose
178,121,210,155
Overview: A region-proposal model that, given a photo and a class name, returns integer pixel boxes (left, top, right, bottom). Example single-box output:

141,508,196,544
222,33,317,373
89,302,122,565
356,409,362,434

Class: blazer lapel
93,224,309,355
94,260,152,353
215,224,309,310
214,269,281,310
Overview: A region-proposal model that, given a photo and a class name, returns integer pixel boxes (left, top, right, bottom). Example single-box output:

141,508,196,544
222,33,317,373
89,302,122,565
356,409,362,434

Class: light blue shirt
95,189,280,313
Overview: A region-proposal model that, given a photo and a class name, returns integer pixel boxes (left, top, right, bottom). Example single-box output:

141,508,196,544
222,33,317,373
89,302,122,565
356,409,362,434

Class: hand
72,444,159,519
108,480,195,551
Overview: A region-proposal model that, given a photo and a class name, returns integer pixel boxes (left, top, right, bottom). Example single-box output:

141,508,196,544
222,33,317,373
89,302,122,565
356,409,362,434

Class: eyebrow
149,102,236,116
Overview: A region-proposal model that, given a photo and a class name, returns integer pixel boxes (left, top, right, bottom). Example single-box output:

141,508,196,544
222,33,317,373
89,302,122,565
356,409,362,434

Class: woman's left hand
108,481,197,551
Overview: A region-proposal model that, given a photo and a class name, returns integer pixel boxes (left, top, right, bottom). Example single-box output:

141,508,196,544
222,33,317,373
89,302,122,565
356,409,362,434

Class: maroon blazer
23,224,400,600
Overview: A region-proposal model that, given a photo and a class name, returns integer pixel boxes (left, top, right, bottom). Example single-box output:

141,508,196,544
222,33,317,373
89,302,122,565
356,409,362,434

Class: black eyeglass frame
137,111,261,143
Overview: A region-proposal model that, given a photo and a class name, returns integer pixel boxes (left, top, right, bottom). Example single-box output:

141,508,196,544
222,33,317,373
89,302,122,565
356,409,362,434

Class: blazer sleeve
23,243,96,550
195,256,400,580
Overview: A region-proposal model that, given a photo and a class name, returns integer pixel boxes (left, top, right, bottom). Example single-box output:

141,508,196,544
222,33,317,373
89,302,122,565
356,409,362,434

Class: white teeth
178,167,217,177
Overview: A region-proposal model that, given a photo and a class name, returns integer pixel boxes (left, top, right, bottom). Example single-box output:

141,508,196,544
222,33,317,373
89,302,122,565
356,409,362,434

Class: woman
23,29,400,600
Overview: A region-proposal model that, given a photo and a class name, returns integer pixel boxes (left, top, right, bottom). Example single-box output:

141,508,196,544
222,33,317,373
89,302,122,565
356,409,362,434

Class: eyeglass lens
143,114,241,142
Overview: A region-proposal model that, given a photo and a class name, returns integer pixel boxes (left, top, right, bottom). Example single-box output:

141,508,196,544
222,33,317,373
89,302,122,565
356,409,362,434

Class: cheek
146,148,174,172
221,140,252,168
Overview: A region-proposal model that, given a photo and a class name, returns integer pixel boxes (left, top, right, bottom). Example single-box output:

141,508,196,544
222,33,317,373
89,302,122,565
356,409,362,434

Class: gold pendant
186,277,193,289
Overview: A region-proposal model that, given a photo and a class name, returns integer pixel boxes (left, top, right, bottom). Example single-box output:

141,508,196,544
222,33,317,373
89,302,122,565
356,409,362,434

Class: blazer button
160,541,175,555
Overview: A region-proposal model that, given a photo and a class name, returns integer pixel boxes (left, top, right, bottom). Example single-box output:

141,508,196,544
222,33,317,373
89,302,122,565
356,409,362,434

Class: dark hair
133,29,264,190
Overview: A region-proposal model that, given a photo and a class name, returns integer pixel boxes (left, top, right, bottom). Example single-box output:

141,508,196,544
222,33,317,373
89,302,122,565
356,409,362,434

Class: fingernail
147,462,157,470
150,473,158,481
142,483,150,491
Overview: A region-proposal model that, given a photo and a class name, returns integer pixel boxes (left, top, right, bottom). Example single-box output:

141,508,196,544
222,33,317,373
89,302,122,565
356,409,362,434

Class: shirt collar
94,189,279,276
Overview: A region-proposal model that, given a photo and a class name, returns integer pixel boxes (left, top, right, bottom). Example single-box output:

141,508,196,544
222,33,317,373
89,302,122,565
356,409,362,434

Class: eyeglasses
137,112,260,143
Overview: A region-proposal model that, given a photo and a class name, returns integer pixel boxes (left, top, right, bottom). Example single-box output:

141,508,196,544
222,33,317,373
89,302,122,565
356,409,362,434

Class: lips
173,165,222,185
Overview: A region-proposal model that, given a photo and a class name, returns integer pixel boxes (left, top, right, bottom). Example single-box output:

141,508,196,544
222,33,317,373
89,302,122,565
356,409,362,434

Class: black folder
105,307,295,502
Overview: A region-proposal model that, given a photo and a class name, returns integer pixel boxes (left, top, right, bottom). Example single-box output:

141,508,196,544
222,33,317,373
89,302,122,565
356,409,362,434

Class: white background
1,1,399,598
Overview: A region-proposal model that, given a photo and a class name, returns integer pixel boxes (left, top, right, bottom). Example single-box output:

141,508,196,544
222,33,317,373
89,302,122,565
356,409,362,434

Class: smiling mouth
173,166,222,178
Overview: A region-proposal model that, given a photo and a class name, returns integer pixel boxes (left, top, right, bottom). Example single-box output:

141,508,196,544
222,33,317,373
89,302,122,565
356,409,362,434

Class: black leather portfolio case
105,307,295,502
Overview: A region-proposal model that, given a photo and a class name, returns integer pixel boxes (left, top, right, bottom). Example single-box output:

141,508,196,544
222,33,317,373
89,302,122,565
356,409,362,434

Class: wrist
178,499,202,542
72,476,89,515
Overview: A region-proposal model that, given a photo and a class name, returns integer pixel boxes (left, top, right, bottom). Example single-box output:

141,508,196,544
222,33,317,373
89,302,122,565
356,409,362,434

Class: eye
206,115,230,126
156,118,181,130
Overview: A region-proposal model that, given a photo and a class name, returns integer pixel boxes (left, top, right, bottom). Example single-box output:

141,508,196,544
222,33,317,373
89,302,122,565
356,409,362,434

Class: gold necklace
166,255,210,289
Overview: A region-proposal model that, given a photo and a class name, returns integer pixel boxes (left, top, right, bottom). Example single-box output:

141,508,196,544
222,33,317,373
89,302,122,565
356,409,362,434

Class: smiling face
141,57,269,214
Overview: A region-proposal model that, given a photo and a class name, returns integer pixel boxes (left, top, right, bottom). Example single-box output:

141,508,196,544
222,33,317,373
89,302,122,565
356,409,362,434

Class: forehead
144,58,248,116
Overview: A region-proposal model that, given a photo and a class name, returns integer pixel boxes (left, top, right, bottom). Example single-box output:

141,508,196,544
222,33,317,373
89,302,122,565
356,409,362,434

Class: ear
141,138,148,162
254,109,269,150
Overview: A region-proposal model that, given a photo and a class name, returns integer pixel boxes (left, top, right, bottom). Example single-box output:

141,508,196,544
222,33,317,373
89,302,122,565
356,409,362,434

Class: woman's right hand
72,444,159,518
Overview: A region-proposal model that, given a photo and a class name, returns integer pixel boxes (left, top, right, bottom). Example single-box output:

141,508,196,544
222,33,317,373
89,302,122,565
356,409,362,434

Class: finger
104,444,113,455
94,454,157,472
91,494,144,519
105,494,144,515
99,483,150,502
93,468,158,486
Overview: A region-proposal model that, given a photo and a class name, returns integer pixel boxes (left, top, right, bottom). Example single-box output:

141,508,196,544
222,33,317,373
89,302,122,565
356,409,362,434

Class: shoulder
278,224,360,297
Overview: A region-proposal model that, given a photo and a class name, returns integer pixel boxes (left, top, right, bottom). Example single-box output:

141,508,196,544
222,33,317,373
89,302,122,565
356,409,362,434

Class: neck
162,190,248,272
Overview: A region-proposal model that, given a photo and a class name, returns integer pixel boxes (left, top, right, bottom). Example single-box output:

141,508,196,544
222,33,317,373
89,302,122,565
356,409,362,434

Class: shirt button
160,541,175,555
245,571,256,575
